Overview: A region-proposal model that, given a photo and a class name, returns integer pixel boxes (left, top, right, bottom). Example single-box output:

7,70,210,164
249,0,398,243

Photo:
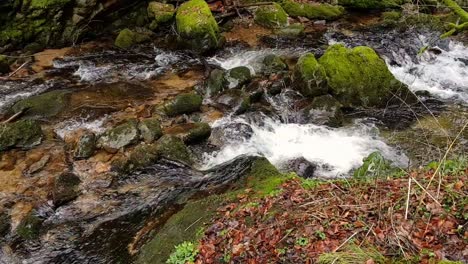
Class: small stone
226,66,252,89
74,132,96,159
114,28,151,49
97,120,140,153
164,93,203,117
51,172,81,207
254,3,288,29
262,54,288,75
157,135,193,164
215,89,251,115
138,118,163,143
206,69,227,96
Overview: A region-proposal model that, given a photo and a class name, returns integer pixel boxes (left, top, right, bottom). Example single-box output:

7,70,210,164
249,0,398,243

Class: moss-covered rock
112,143,159,173
226,66,252,89
176,0,220,53
318,44,412,107
97,120,140,153
164,93,203,116
292,53,328,97
16,210,43,240
274,23,305,38
74,132,96,159
338,0,401,9
10,90,70,119
51,172,81,206
138,118,163,143
147,1,175,30
157,135,193,164
281,0,344,20
300,95,344,127
254,3,289,29
206,69,227,96
262,54,288,75
0,119,43,151
114,28,151,49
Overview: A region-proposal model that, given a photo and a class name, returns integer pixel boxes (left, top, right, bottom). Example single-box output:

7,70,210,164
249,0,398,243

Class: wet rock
26,154,50,175
97,120,140,153
0,212,10,238
10,90,70,119
226,66,252,89
0,54,10,74
274,23,305,38
300,95,344,127
112,143,159,173
0,119,43,151
210,122,254,147
184,122,211,144
254,3,288,29
16,209,43,240
216,89,251,115
74,132,96,159
262,54,288,75
114,28,151,49
244,80,265,102
286,157,317,178
338,0,401,9
292,53,328,97
206,69,227,96
176,0,221,53
157,135,193,164
138,118,163,143
51,172,81,207
147,2,175,30
164,93,203,117
281,0,344,20
318,44,414,107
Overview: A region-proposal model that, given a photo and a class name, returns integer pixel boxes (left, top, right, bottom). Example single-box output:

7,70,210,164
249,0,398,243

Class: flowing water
0,22,467,263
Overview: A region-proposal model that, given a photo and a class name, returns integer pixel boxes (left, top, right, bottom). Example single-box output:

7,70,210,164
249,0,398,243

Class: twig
185,216,203,232
8,61,29,77
2,109,25,124
411,177,441,206
404,177,411,220
333,230,360,252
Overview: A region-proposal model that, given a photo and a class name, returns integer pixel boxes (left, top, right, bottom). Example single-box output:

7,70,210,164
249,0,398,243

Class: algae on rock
164,93,203,116
0,119,43,151
292,53,328,97
114,28,151,49
255,3,289,29
281,0,344,20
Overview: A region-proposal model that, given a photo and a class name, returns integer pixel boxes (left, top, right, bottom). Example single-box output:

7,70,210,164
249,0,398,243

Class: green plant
317,244,387,264
295,237,309,247
426,156,467,175
166,241,199,264
315,230,327,240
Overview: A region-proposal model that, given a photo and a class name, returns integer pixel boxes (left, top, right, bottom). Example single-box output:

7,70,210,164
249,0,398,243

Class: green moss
29,0,71,9
16,210,43,240
10,90,70,119
292,53,328,97
114,28,150,49
157,135,193,164
337,0,401,9
0,119,43,151
138,118,163,143
183,122,211,144
148,1,175,26
164,93,203,116
318,44,411,107
176,0,220,52
245,158,291,197
254,3,288,29
281,0,344,20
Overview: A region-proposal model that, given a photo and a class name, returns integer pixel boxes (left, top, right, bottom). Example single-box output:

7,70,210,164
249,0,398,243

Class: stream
0,18,467,264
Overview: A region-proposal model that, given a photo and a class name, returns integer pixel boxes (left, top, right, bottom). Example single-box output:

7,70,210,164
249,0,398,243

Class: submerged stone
0,119,43,151
300,95,344,127
176,0,220,53
74,131,96,159
139,118,163,143
52,172,81,207
157,135,193,164
254,3,288,29
114,28,150,49
281,0,344,20
10,90,70,119
164,93,203,116
226,66,252,89
262,54,288,75
292,53,328,97
318,44,413,107
97,120,140,153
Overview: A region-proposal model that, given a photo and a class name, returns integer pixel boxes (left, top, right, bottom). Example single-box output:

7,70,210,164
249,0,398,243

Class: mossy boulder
97,120,140,153
74,132,96,159
138,118,163,143
157,135,193,164
168,122,212,144
281,0,344,20
16,210,43,240
206,69,227,96
51,172,81,206
292,53,328,97
10,90,70,119
112,143,159,173
318,44,412,107
254,3,288,29
147,1,175,30
262,54,288,75
0,119,43,151
338,0,401,9
300,95,344,127
226,66,252,89
164,93,203,116
114,28,151,49
176,0,221,53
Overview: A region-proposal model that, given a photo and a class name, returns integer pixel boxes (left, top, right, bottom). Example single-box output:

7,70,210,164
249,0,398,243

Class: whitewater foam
54,116,108,139
202,115,408,177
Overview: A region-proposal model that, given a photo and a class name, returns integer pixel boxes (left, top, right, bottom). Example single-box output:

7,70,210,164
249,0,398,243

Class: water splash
54,116,108,139
202,115,408,177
